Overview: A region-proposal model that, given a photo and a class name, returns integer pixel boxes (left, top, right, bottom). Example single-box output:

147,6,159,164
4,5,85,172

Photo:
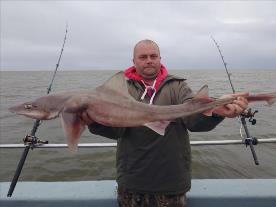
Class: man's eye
139,56,147,60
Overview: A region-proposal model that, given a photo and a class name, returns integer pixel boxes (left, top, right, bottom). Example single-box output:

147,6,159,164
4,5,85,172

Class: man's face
133,43,161,80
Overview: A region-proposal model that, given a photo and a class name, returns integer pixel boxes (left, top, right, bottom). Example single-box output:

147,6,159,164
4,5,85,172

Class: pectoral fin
61,112,85,151
144,121,170,135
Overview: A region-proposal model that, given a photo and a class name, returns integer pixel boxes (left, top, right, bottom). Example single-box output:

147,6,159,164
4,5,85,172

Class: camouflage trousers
117,186,187,207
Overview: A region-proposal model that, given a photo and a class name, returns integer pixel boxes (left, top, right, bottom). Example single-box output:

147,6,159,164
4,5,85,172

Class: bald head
132,39,162,80
133,39,160,58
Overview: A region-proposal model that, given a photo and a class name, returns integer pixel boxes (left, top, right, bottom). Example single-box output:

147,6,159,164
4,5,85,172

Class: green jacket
88,74,224,194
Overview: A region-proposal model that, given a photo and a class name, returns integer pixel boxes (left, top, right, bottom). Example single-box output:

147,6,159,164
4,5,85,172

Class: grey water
0,69,276,182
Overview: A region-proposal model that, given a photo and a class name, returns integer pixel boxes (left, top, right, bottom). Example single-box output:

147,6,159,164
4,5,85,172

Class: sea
0,69,276,182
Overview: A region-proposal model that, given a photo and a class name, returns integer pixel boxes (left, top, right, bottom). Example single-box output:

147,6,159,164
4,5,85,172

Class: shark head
9,100,56,120
8,94,70,120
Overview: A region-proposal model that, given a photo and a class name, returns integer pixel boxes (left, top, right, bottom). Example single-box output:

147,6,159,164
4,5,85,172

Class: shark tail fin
267,93,276,106
267,98,276,106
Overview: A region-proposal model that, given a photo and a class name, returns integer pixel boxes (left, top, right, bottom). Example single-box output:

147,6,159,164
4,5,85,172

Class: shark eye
24,104,33,110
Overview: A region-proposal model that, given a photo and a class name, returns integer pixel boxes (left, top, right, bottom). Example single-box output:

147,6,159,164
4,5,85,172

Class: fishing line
210,36,244,138
211,36,260,165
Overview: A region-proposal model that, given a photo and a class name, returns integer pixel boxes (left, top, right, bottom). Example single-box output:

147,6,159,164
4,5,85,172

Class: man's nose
145,56,153,63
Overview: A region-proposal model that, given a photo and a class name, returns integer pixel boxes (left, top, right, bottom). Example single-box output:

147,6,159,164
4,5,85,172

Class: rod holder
241,116,259,165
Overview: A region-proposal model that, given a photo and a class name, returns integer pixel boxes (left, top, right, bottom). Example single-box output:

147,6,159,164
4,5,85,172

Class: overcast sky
1,1,276,71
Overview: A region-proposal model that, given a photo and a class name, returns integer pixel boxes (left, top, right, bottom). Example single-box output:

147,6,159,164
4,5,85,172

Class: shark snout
8,103,50,120
8,105,22,113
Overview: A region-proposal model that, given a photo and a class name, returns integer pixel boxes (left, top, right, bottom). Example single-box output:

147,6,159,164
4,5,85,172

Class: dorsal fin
194,85,209,99
99,71,132,98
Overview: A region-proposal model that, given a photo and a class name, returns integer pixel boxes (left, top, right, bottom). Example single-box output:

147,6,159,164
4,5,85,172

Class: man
81,39,248,207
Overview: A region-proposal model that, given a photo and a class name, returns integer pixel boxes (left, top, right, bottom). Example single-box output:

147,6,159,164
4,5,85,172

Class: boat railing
1,138,276,149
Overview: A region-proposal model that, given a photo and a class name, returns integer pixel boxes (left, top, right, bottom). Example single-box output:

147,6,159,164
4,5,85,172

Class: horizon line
1,68,276,72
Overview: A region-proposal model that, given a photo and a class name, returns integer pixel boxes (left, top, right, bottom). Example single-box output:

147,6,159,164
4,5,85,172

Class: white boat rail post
211,37,260,165
6,24,68,198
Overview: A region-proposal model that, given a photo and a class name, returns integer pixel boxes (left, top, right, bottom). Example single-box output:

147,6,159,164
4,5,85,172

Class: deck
1,179,275,206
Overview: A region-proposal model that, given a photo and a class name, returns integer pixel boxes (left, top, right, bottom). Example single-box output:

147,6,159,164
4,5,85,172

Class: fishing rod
211,36,260,165
7,24,68,197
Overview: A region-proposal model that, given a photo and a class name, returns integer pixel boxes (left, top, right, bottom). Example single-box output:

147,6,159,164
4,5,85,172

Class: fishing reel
23,135,48,149
240,110,260,165
241,108,258,125
244,137,258,146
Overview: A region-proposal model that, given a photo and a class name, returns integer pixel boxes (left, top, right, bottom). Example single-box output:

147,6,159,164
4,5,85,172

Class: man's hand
204,92,249,118
80,111,95,125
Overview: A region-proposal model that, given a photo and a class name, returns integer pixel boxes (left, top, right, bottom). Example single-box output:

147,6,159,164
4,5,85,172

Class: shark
9,71,276,150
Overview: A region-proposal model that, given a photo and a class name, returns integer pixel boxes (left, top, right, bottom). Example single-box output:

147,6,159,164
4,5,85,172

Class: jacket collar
157,74,186,93
127,73,186,93
124,64,168,92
